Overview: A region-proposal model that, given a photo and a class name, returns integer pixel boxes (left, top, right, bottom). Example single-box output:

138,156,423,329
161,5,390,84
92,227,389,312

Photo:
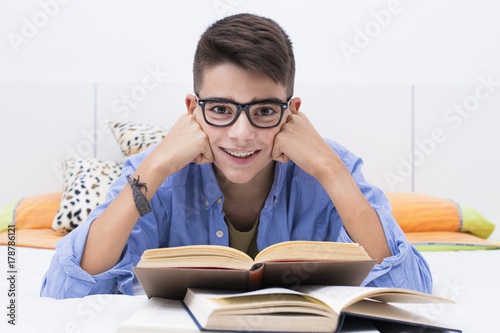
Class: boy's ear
289,97,301,114
185,94,198,114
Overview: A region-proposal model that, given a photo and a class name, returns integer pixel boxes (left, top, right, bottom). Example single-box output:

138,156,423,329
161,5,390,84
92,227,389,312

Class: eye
211,105,230,114
256,108,276,116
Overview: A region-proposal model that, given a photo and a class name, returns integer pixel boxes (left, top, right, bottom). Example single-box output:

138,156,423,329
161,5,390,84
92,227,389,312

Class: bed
1,120,499,332
1,245,499,332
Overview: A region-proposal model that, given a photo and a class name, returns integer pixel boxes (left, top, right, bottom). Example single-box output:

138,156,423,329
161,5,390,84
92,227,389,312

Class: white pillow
109,121,168,157
52,158,122,234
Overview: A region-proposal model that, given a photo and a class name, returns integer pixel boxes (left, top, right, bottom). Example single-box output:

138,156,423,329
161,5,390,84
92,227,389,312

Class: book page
136,255,253,270
186,288,335,316
345,300,438,325
344,300,460,332
139,245,254,269
254,241,371,263
297,285,452,314
117,298,200,332
297,286,381,313
184,288,339,332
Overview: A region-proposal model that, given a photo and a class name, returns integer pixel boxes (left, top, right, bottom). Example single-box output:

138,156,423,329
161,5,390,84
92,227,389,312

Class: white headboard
1,81,499,241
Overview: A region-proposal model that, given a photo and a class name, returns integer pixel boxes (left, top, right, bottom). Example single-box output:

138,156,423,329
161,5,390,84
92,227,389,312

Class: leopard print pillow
52,158,122,234
109,121,169,157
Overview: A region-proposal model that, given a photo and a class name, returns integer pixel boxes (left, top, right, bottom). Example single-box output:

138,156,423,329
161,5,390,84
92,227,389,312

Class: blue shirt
40,139,432,299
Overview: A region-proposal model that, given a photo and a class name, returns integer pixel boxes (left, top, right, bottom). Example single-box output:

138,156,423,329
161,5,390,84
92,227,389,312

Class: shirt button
216,197,222,204
205,200,209,206
216,230,224,238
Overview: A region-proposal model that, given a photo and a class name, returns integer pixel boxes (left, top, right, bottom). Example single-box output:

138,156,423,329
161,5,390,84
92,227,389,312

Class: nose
227,110,256,141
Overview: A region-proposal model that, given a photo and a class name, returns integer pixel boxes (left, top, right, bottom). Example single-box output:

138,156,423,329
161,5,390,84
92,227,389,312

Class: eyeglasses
196,96,290,129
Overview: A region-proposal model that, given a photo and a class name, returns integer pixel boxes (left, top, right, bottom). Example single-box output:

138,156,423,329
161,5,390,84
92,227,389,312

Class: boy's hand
273,111,392,263
146,113,214,178
272,111,338,181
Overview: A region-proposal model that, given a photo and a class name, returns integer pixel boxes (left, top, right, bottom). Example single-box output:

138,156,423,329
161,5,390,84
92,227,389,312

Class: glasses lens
203,101,238,126
249,104,283,127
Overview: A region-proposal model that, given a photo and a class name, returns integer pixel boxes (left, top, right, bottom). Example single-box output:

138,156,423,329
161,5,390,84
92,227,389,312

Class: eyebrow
203,96,287,104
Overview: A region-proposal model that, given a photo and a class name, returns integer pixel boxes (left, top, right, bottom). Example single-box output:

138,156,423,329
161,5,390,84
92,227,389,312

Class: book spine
248,263,264,290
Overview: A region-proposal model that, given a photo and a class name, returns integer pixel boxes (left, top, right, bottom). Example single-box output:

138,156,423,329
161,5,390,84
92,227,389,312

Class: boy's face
188,62,298,185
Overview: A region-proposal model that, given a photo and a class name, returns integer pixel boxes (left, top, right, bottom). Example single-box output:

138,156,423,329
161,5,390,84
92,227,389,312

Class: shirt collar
200,163,224,210
266,161,289,210
194,161,290,210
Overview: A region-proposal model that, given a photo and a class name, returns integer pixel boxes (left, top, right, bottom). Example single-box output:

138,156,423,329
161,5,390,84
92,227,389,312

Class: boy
41,14,432,299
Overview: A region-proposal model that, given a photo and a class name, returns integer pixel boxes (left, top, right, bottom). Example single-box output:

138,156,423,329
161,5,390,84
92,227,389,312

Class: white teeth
224,148,257,157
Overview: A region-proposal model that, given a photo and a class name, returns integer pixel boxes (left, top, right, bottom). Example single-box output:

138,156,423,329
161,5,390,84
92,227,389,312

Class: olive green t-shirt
224,215,260,259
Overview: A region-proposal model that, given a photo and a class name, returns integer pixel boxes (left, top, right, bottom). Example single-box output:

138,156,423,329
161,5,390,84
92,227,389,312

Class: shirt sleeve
40,153,163,299
332,141,433,294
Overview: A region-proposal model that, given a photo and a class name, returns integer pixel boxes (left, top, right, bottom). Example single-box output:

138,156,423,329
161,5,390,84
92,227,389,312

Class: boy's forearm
79,159,169,276
315,156,392,264
80,113,212,276
80,185,141,276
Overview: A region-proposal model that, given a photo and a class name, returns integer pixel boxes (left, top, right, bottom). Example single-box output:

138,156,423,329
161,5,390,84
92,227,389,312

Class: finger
285,112,296,124
272,153,289,164
194,155,203,165
271,140,289,163
196,153,214,165
198,151,214,165
196,141,215,165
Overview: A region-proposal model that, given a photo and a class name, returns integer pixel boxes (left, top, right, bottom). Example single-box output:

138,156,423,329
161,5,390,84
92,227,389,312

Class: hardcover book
133,241,377,299
183,286,461,332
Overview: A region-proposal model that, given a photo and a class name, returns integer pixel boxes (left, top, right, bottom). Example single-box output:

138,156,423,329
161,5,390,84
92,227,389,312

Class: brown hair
193,14,295,99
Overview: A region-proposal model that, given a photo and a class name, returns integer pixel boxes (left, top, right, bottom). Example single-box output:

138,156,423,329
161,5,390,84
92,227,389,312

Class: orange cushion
386,192,460,233
15,192,62,229
0,193,64,249
0,228,62,249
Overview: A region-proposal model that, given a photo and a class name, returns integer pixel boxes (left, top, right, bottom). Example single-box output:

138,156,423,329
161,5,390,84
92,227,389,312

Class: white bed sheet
0,246,498,333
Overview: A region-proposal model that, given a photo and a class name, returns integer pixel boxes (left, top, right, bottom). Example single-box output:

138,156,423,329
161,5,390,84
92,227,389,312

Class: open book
133,241,377,299
183,286,461,333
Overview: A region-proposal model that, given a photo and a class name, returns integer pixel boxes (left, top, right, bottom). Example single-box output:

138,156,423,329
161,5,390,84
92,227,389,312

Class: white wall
1,0,499,240
1,0,499,84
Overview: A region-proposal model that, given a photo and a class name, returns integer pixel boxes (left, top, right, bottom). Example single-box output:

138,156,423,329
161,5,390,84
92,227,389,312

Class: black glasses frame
196,96,290,129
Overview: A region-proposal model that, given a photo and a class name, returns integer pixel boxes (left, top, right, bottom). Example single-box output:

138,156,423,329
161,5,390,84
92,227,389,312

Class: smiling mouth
223,148,258,158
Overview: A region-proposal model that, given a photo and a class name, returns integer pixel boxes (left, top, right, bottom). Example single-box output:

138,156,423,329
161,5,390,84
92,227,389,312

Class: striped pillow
387,192,495,239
